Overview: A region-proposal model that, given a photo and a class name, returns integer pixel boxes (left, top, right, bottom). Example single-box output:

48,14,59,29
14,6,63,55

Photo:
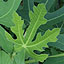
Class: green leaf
5,4,60,63
39,6,64,33
0,26,13,53
46,6,64,25
24,4,47,43
35,0,56,11
0,0,21,27
14,49,25,64
26,28,60,62
46,0,55,11
17,0,34,21
0,51,11,64
43,53,64,64
48,34,64,51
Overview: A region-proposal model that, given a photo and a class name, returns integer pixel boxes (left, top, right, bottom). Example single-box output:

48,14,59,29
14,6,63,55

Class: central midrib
27,29,59,47
26,7,43,45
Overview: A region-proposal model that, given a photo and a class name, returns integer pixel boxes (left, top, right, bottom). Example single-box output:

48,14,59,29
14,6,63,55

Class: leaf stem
45,0,48,5
49,53,64,58
60,21,64,29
